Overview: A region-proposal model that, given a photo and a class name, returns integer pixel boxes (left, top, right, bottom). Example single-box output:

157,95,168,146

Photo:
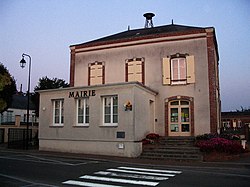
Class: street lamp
20,53,31,149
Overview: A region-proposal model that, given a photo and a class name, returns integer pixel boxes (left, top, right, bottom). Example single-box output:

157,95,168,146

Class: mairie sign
69,90,96,98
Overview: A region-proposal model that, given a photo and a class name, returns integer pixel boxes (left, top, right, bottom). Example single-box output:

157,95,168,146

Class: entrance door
169,100,191,136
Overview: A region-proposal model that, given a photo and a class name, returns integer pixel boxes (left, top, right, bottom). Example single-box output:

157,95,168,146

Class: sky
0,0,249,112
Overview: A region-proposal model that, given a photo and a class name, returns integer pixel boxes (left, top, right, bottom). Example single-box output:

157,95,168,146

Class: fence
0,129,4,144
0,114,38,126
0,115,15,125
7,128,38,149
220,125,250,140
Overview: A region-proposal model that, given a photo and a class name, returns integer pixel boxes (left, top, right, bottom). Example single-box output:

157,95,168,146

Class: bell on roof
143,13,155,28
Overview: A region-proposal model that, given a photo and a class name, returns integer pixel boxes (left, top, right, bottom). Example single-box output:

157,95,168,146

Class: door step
140,136,203,161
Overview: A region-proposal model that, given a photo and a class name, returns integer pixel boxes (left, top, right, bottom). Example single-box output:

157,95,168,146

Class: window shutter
162,57,171,85
186,55,195,84
134,61,142,83
127,60,143,83
90,63,103,85
127,62,135,82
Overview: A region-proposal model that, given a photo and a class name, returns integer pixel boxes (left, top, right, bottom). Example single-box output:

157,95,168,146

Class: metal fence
8,128,33,149
0,129,4,144
220,125,249,140
0,115,15,125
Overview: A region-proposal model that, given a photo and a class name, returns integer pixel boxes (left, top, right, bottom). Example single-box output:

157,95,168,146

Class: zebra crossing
62,166,182,186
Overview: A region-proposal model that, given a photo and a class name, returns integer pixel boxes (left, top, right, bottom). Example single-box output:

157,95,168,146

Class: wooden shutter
90,63,103,85
134,61,142,83
162,57,171,85
186,55,195,84
127,60,142,83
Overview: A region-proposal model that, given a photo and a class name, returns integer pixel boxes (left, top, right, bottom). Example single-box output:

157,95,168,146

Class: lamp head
20,57,26,68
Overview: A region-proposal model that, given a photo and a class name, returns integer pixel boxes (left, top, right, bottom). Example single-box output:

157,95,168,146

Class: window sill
74,124,89,127
99,124,118,127
50,124,64,128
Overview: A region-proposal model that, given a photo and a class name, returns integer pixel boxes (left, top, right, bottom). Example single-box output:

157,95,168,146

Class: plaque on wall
117,131,125,139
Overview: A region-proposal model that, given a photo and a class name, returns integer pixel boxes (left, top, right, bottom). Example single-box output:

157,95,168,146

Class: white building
39,16,220,157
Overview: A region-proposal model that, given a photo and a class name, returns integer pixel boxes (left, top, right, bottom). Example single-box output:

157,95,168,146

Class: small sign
118,143,125,149
117,131,125,139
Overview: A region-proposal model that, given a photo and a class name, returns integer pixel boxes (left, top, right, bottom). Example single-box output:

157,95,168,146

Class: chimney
143,13,155,28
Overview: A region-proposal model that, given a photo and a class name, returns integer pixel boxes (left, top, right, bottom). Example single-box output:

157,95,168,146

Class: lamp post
20,53,31,150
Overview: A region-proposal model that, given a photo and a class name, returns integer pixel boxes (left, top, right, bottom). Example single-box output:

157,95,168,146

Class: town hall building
38,14,220,157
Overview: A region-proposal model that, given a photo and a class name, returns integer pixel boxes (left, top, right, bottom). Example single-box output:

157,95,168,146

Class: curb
1,147,250,169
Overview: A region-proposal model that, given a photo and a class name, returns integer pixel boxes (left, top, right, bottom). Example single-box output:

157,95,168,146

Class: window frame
162,54,195,85
170,57,187,85
52,99,64,126
169,100,191,134
75,98,90,127
102,95,118,127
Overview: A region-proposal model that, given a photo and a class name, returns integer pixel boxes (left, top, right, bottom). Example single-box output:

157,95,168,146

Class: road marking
80,175,159,186
118,166,182,174
62,180,124,187
26,155,76,166
107,168,176,177
95,171,169,180
62,166,182,186
0,154,98,166
0,173,56,187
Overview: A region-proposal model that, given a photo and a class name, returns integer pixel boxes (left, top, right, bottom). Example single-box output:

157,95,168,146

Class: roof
222,111,250,117
71,24,212,48
9,94,36,110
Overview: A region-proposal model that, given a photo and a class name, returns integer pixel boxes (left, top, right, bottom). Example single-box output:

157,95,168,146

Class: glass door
169,100,191,136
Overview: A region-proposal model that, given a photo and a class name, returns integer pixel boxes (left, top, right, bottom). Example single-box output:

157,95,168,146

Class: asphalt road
0,149,250,187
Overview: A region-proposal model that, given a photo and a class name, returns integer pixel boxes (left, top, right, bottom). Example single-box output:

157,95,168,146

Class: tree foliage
32,76,69,116
34,76,69,91
235,106,250,113
0,63,17,113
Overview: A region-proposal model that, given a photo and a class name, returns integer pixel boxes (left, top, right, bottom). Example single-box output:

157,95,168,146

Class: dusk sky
0,0,249,112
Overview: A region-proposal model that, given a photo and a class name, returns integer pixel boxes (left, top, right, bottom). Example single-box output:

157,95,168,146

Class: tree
32,76,69,116
34,76,70,91
0,63,17,113
235,106,250,113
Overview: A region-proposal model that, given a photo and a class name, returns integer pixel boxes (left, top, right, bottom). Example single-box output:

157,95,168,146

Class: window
6,111,13,122
171,58,187,84
222,120,231,128
88,62,104,85
76,98,89,126
126,58,144,84
52,99,64,126
102,95,118,126
162,54,195,85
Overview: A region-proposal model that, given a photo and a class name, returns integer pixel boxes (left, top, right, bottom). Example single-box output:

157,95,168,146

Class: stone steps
140,136,203,161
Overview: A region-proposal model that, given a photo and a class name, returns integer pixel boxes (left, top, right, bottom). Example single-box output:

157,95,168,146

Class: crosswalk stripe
62,166,182,186
62,180,124,187
80,175,159,186
118,166,182,174
107,168,176,177
95,171,169,180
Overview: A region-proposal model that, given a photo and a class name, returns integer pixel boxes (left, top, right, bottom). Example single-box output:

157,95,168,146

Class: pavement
1,143,250,169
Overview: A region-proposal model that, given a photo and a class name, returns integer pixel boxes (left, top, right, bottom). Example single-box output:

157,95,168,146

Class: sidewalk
1,144,250,169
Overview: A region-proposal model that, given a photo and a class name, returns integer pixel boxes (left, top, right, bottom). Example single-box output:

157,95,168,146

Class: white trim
74,33,207,53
